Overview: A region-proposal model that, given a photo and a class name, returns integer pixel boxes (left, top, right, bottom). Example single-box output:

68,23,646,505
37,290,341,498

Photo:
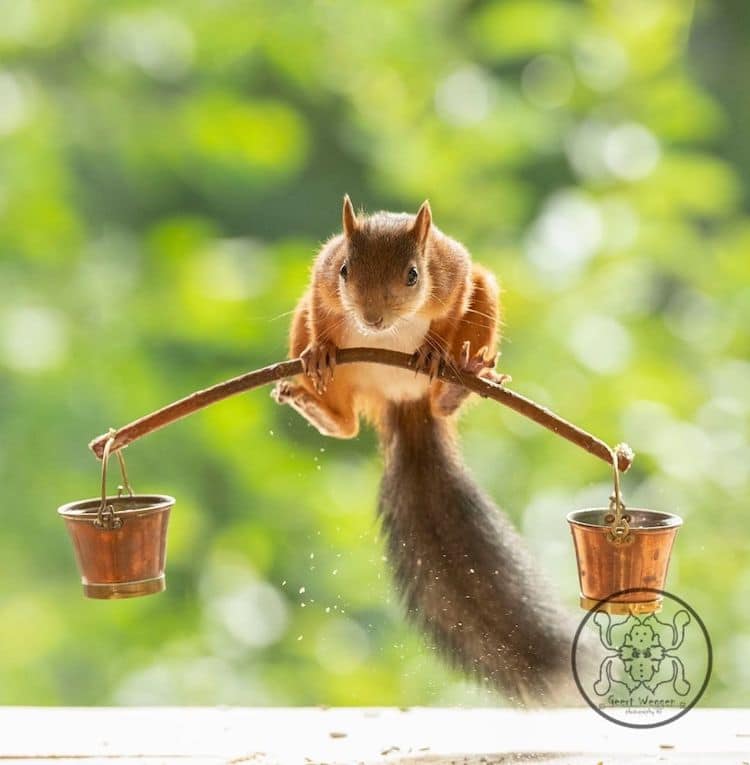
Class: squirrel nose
364,315,384,329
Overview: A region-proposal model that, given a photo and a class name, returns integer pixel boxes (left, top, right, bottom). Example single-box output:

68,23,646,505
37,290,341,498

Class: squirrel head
337,195,432,334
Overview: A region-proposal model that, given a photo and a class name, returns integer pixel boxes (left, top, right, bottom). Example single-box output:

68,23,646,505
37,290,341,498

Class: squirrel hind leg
272,380,359,439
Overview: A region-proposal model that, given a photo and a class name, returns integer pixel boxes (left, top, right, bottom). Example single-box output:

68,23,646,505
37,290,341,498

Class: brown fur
272,198,575,704
378,398,577,704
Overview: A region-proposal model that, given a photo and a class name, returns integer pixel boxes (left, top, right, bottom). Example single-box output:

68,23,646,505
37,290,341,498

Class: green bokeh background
1,0,748,706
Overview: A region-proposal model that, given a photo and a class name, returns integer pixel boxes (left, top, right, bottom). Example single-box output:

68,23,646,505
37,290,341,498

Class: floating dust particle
299,586,306,593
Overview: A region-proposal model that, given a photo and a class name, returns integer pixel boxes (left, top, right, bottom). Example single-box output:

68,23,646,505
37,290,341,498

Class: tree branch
88,347,634,472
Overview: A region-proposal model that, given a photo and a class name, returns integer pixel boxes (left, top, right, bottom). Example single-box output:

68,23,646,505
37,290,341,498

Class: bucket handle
96,429,134,530
606,443,633,545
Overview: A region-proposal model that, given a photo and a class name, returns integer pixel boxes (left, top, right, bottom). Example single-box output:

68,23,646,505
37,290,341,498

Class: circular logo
571,588,712,728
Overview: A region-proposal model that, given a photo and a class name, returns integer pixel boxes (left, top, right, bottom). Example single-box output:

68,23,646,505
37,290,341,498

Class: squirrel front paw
410,341,449,381
300,339,338,393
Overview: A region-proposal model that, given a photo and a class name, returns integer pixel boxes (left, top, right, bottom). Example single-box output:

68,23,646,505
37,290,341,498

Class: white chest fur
340,316,432,402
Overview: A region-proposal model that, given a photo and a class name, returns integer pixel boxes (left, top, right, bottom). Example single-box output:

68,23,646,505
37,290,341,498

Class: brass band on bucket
82,574,166,599
579,595,663,615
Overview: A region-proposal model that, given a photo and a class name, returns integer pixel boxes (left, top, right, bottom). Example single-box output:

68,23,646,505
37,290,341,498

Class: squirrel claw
271,379,293,404
483,369,512,386
300,340,337,393
411,343,447,382
459,341,509,385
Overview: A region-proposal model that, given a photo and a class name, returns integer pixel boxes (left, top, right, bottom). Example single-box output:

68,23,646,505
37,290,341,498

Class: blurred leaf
0,0,747,709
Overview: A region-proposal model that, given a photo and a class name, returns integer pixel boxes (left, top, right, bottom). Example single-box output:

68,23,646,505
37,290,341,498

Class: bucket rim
566,506,682,531
57,494,175,521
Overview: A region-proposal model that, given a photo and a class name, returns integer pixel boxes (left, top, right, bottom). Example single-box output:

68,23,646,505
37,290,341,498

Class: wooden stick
88,347,634,472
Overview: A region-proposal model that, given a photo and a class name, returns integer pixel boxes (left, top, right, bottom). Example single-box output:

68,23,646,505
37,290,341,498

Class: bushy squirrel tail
377,398,578,705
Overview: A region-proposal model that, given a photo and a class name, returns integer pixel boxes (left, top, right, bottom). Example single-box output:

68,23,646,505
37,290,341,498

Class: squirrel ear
342,194,358,237
411,200,432,245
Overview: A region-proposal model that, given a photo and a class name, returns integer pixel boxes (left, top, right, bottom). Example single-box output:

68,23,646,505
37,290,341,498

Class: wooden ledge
0,707,747,763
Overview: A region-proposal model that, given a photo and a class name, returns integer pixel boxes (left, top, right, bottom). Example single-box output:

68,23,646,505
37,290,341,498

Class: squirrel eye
340,263,348,280
406,266,419,286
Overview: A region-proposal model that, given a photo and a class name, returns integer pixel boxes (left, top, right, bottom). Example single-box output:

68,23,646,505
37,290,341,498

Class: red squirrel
273,197,575,704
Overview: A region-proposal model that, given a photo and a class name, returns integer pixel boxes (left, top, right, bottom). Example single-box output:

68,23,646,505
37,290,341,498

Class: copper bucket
567,449,682,615
58,435,174,599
